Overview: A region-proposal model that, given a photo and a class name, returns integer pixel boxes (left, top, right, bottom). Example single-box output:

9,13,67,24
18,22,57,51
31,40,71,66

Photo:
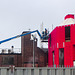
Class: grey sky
0,0,75,48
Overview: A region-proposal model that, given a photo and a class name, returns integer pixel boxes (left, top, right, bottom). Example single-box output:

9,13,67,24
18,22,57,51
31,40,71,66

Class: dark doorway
52,51,54,66
59,48,64,67
73,45,75,67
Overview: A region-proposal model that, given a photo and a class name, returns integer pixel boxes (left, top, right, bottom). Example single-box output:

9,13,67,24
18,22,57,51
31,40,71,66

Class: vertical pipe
33,39,35,67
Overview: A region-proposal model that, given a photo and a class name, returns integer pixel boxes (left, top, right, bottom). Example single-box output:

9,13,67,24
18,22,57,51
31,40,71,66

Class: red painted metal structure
48,14,75,67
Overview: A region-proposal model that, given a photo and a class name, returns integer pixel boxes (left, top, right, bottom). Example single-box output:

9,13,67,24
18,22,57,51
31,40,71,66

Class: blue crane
0,30,49,44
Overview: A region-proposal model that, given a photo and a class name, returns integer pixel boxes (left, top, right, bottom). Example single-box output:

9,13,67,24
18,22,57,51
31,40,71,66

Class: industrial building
48,14,75,67
21,31,48,67
0,31,48,67
1,14,75,68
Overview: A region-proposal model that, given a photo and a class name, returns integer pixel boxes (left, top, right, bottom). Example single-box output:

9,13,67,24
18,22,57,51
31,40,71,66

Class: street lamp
32,34,37,67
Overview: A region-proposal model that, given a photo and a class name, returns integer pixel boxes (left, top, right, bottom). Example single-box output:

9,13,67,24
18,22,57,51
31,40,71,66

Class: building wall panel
48,24,75,67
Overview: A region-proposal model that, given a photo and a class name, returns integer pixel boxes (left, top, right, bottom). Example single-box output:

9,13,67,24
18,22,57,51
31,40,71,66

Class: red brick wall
21,31,47,67
0,54,22,67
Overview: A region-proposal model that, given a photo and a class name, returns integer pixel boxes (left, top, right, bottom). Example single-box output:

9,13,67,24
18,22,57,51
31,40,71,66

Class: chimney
1,49,6,53
8,49,12,53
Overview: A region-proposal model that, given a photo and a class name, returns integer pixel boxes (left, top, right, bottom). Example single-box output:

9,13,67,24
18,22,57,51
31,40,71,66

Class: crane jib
0,30,43,44
0,30,48,44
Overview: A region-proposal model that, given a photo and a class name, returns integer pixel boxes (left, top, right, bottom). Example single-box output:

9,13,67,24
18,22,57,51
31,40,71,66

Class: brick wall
21,31,47,67
0,54,22,67
0,31,48,67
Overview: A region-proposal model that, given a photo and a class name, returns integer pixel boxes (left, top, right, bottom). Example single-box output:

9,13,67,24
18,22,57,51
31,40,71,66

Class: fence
0,67,75,75
0,67,11,75
14,67,75,75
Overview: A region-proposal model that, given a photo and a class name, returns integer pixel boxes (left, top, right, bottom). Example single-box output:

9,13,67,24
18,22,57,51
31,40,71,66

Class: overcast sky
0,0,75,49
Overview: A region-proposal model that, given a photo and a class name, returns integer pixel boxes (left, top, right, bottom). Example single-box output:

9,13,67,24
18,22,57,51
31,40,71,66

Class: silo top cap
65,14,74,20
58,14,75,26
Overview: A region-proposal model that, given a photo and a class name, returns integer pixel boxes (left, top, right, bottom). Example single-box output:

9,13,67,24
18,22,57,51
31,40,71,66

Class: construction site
1,14,75,75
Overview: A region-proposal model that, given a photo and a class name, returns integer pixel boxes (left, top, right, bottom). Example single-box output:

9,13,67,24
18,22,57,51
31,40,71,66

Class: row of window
2,56,14,65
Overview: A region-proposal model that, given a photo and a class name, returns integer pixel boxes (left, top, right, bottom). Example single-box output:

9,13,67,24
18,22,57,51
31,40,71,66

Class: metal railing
0,48,21,53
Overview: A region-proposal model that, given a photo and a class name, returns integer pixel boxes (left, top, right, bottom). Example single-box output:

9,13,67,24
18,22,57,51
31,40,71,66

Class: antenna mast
52,24,53,30
40,22,43,48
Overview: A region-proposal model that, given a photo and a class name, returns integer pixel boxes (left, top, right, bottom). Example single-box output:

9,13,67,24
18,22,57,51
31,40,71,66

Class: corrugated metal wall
1,67,75,75
0,67,11,75
14,67,75,75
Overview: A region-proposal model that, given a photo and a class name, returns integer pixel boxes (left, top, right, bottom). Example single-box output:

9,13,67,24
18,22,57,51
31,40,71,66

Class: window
2,56,14,65
65,26,70,42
